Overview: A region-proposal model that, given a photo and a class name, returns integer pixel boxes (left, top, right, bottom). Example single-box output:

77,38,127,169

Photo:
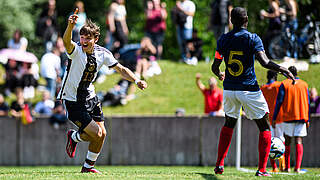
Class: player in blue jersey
211,7,295,177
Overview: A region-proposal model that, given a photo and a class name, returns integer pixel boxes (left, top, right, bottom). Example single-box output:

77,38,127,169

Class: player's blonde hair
80,19,100,38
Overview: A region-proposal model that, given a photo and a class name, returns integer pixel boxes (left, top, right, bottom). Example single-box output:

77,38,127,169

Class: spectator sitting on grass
101,78,132,106
7,29,28,51
135,37,157,79
185,29,203,65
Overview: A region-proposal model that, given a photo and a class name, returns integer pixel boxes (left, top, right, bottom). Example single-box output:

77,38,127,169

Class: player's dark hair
288,66,297,77
267,70,278,81
231,7,248,28
80,19,100,38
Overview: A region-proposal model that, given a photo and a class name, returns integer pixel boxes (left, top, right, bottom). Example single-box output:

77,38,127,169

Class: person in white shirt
61,10,147,173
175,0,196,63
40,47,61,99
107,0,129,54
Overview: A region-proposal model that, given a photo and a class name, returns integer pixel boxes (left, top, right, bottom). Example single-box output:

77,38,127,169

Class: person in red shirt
196,73,223,116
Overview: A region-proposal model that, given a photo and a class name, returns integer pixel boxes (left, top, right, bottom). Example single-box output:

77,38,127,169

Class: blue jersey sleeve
216,34,224,53
273,84,285,121
252,34,264,53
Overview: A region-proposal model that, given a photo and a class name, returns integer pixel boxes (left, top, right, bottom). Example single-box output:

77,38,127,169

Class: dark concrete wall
0,116,319,167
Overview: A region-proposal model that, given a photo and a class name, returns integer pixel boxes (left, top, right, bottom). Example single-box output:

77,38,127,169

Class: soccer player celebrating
59,10,147,173
211,7,294,176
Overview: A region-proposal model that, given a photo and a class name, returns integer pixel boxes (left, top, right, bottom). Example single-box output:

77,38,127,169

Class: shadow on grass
196,173,218,180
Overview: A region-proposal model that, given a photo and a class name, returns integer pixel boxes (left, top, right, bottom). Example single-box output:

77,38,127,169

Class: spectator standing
72,1,87,42
107,0,129,54
282,0,298,59
260,70,285,172
196,73,223,116
36,0,58,52
0,94,9,116
145,0,167,59
40,47,61,99
33,90,55,116
211,7,294,176
175,0,196,63
260,0,282,57
209,0,232,40
7,29,28,51
135,37,157,79
273,66,309,173
309,87,320,115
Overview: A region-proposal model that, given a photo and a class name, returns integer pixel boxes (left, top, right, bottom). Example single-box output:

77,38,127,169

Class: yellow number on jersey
228,51,244,76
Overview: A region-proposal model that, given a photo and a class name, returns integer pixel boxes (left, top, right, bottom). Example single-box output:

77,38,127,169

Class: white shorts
223,90,269,120
271,123,285,142
283,122,307,137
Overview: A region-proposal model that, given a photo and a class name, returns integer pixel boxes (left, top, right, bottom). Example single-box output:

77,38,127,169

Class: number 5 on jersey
228,51,244,76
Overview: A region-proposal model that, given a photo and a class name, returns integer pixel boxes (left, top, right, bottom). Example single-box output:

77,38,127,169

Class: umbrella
0,48,38,64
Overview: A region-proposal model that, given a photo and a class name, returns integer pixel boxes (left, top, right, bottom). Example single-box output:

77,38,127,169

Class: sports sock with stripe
83,151,99,168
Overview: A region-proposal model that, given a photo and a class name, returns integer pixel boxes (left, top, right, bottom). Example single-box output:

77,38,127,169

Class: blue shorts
64,96,104,132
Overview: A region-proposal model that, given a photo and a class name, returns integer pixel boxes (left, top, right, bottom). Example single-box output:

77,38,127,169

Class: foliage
0,0,46,50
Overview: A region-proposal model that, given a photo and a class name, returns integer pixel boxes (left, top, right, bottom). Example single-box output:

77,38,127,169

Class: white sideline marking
237,168,255,173
237,168,300,175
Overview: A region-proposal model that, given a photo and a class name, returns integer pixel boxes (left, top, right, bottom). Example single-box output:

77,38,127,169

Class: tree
0,0,46,49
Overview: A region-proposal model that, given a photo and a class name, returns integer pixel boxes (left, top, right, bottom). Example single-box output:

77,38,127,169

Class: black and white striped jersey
57,42,118,102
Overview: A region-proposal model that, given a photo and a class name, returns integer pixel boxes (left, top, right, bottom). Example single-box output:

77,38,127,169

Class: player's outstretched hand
68,8,79,27
196,73,201,79
281,69,295,85
137,80,148,90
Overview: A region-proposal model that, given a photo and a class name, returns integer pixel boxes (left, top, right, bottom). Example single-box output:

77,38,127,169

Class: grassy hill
95,60,320,116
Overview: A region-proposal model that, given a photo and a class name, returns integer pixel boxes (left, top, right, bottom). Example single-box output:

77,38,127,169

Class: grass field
0,166,319,179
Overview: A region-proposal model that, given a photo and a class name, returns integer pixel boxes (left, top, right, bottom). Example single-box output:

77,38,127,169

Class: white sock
71,131,83,143
83,151,100,168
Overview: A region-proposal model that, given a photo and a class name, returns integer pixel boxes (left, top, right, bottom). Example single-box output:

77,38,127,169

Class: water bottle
205,56,210,63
